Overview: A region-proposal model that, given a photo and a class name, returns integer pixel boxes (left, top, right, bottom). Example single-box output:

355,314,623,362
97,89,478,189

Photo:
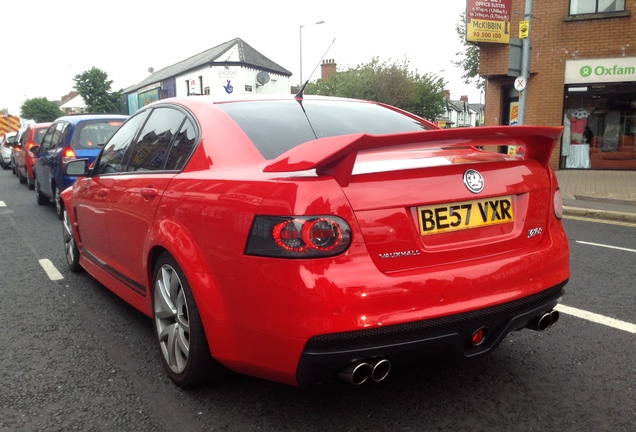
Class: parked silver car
1,131,17,169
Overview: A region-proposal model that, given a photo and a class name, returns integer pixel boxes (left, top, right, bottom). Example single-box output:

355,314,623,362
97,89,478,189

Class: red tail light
245,216,351,258
61,147,77,166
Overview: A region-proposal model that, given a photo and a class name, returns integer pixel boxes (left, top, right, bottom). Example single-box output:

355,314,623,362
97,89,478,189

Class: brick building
479,1,636,170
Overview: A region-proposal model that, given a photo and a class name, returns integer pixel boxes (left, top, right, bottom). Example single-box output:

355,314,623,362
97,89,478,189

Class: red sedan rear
61,95,569,388
16,122,51,189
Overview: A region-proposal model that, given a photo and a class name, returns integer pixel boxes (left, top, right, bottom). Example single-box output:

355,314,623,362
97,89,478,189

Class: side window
40,124,56,151
126,107,186,172
96,111,150,175
52,122,69,149
20,128,30,146
165,118,197,171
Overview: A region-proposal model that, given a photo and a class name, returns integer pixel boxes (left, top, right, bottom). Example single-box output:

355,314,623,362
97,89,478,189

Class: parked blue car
33,114,128,218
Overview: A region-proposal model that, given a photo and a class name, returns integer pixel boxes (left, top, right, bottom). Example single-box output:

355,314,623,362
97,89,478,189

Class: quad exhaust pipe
338,358,391,385
526,309,560,331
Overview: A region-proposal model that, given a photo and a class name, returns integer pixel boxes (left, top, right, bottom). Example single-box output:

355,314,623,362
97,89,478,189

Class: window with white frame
570,0,625,15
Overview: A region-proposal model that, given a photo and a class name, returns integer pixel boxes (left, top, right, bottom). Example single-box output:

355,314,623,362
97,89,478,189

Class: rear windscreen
218,100,434,159
72,120,124,149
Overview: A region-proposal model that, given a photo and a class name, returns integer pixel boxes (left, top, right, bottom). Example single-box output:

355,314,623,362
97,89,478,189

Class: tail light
245,216,352,258
553,188,563,220
61,147,77,166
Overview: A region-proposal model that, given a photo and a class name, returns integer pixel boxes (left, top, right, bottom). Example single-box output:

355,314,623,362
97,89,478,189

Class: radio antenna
295,38,336,100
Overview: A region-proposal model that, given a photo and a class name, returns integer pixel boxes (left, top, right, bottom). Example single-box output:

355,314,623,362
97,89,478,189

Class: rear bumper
295,281,566,387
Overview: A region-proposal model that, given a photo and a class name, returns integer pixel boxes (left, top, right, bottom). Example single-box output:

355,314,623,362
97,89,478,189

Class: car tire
18,168,26,184
153,252,225,388
34,177,50,205
26,170,35,190
63,208,83,273
55,188,64,220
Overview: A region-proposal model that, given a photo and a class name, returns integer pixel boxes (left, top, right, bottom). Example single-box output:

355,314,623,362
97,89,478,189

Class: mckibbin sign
565,57,636,84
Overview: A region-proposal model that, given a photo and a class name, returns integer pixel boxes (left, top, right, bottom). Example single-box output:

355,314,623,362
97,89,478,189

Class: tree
20,97,64,122
408,73,447,122
452,13,485,90
305,57,446,122
73,67,123,114
1,108,9,115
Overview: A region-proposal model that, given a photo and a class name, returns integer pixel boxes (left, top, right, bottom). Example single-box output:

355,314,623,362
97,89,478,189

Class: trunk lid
264,126,563,272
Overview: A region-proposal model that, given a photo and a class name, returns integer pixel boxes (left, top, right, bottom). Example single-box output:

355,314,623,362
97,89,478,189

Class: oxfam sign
565,57,636,84
579,64,636,78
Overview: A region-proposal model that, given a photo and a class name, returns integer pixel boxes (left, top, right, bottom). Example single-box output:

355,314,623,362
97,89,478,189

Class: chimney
460,95,469,102
444,90,451,99
321,59,337,80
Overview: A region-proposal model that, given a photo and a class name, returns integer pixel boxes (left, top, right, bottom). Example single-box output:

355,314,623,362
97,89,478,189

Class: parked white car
1,131,17,169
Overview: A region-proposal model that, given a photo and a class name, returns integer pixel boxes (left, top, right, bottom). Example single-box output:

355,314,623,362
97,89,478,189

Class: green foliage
452,12,485,89
0,108,9,115
305,57,447,122
20,98,64,122
73,67,123,114
408,73,447,122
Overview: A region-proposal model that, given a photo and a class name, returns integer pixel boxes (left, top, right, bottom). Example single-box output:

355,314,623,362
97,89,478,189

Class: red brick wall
478,1,636,168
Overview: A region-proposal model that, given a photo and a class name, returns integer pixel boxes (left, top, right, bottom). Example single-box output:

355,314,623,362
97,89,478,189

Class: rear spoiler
264,126,563,187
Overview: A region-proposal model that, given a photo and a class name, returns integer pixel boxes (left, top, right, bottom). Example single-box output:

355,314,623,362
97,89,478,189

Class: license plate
417,196,514,235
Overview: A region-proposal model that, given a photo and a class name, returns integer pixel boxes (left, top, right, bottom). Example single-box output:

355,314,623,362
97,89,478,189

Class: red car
16,122,52,189
61,95,570,388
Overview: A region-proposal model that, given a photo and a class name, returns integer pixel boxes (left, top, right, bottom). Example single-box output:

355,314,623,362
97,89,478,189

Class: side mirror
30,145,40,154
65,158,90,176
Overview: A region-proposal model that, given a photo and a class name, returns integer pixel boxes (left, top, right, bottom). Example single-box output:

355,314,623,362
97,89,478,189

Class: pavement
556,169,636,223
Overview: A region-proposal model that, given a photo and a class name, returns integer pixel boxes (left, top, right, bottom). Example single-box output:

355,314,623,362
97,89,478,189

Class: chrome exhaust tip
550,309,560,326
338,362,372,385
527,311,555,332
370,359,391,382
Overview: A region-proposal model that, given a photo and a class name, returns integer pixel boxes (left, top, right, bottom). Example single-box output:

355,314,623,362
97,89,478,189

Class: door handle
140,188,158,199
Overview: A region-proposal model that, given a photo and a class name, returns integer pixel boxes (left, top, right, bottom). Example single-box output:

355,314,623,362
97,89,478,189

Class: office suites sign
565,57,636,84
466,0,512,44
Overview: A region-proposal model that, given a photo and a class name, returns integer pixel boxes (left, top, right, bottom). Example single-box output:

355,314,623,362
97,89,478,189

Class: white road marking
564,215,636,228
0,201,6,207
556,304,636,334
39,259,64,281
575,240,636,253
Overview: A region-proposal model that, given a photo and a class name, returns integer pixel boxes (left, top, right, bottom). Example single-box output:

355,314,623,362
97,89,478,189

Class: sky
1,0,483,115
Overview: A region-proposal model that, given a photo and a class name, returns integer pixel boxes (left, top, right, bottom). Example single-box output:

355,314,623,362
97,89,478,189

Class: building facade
479,0,636,170
436,92,484,128
123,38,292,115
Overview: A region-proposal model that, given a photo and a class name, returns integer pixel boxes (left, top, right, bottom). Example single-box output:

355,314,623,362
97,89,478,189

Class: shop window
570,0,625,15
562,83,636,169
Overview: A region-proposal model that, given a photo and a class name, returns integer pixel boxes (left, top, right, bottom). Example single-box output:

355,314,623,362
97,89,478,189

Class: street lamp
299,20,325,86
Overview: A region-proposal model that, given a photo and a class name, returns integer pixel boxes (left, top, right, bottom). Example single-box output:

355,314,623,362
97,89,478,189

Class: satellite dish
148,67,154,73
256,71,270,85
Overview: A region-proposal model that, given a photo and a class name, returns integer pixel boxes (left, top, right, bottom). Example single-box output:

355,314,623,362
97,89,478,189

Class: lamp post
299,20,325,86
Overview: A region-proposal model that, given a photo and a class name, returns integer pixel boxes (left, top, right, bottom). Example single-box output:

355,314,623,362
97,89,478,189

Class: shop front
562,57,636,170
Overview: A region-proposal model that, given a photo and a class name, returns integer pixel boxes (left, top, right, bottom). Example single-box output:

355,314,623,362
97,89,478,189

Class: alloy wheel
154,263,191,375
55,188,63,220
63,208,82,272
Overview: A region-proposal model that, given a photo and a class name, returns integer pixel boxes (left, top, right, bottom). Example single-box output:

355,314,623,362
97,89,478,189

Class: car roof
54,113,129,125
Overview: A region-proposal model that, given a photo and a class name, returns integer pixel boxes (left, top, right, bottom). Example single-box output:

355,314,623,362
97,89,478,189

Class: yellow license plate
417,196,514,235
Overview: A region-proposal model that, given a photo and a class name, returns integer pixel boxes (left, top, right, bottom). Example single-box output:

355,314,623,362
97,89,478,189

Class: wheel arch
146,223,228,334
